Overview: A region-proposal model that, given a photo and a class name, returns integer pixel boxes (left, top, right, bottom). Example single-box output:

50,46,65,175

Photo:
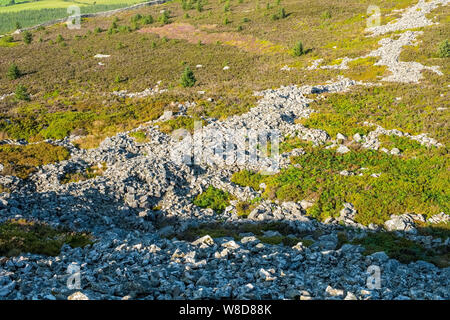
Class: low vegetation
231,143,449,225
193,186,232,213
0,143,70,179
60,162,107,184
166,221,314,247
129,130,148,142
0,219,92,257
352,231,449,268
438,39,449,58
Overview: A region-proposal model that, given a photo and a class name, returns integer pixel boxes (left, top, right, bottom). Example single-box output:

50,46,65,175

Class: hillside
0,0,449,300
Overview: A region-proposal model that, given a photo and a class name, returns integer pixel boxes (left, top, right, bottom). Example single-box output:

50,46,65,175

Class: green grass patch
129,130,148,142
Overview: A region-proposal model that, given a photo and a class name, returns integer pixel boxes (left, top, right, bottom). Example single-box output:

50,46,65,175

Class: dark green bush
438,39,449,58
7,63,21,80
180,66,196,88
15,84,30,101
22,31,32,44
193,186,232,213
292,41,305,56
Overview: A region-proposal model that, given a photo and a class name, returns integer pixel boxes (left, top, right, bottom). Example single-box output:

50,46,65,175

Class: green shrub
55,34,64,43
438,39,449,58
321,10,332,20
180,66,196,88
129,130,147,142
236,200,254,217
181,0,193,10
159,11,170,25
15,84,30,101
231,169,264,190
7,63,21,80
143,15,154,25
193,186,232,213
224,2,230,12
279,7,287,19
22,31,32,44
292,41,305,56
197,0,204,12
131,13,143,23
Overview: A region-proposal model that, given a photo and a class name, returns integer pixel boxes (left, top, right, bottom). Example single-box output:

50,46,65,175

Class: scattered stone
68,292,89,300
336,145,350,154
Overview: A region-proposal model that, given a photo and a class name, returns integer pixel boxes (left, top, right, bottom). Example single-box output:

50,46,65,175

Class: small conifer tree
180,66,196,87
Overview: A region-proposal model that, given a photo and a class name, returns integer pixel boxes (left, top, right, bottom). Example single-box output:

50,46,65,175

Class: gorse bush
180,66,196,87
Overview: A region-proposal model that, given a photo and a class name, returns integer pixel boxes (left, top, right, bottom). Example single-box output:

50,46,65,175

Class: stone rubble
307,0,447,83
0,74,448,300
361,123,443,149
0,1,449,301
0,93,13,101
366,0,449,36
112,81,167,98
367,31,443,83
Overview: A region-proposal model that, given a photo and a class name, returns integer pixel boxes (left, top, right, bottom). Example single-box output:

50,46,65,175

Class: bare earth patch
138,23,284,54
